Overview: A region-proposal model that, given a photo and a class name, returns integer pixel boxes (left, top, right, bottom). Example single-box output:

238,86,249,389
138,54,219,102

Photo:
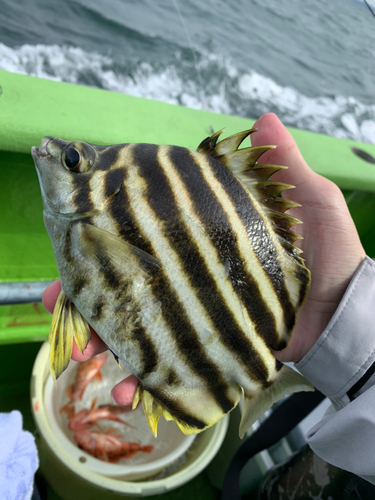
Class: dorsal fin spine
196,129,305,262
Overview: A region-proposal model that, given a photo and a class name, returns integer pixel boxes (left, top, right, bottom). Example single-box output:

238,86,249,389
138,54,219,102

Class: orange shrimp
60,352,108,417
68,398,135,432
74,429,154,462
98,403,132,414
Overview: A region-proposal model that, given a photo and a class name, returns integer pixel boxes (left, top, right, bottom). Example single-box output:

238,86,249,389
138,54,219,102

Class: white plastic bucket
31,342,229,499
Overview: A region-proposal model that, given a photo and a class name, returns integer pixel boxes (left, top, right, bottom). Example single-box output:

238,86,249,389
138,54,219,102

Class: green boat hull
0,68,375,500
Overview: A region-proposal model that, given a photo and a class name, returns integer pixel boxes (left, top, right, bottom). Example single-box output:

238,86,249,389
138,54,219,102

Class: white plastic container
31,342,229,499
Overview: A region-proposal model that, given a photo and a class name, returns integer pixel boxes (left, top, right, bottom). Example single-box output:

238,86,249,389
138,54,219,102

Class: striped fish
32,130,313,438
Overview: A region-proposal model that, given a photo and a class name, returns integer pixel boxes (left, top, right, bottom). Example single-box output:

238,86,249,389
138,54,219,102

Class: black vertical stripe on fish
105,156,156,255
110,155,238,415
167,368,181,386
63,224,88,299
295,266,310,309
151,273,236,414
203,154,296,331
132,144,270,386
63,226,73,264
145,385,207,429
188,149,297,339
104,167,126,199
94,251,122,289
72,179,95,214
158,226,270,386
91,297,105,321
166,146,282,351
130,323,159,377
71,276,87,299
97,144,124,171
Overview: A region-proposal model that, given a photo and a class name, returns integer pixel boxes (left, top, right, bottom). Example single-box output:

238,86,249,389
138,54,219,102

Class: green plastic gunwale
1,69,375,190
1,69,375,345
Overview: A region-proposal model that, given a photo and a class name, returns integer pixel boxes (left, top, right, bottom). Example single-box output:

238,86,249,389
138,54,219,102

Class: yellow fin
48,290,91,383
134,384,240,437
196,129,307,264
196,129,225,155
48,291,73,384
68,302,91,353
215,129,256,155
239,365,314,439
218,145,276,172
161,408,204,435
143,390,163,437
133,386,163,437
132,385,142,410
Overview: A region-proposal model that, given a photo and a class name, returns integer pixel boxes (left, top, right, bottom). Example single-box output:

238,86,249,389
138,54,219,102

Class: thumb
250,113,317,195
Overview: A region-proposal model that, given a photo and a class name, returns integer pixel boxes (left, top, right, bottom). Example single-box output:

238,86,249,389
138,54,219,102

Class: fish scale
32,129,313,438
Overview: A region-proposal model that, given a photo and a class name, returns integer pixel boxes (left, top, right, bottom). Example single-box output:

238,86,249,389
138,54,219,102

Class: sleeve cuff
295,256,375,406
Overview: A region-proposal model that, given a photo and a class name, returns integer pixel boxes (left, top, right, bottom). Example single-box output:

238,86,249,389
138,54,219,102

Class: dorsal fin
196,130,304,256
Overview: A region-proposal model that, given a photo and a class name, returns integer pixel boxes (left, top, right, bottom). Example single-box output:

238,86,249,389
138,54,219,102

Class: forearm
295,256,375,484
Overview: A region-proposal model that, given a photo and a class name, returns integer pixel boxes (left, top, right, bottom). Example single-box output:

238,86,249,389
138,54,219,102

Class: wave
237,72,375,144
1,42,374,144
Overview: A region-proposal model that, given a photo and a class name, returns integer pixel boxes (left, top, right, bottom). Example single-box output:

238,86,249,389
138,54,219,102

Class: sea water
0,0,374,143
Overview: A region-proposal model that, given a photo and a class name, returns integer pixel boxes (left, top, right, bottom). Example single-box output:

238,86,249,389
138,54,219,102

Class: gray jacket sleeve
295,256,375,485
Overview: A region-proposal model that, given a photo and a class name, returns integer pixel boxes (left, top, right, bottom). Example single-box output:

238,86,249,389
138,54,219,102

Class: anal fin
133,384,232,437
133,385,163,437
239,365,314,439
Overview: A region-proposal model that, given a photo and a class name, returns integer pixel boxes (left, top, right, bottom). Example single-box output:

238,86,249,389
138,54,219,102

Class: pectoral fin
77,223,160,275
49,290,91,383
239,365,314,439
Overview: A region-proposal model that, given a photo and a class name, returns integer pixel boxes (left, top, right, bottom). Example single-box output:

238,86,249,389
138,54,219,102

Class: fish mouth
31,136,54,159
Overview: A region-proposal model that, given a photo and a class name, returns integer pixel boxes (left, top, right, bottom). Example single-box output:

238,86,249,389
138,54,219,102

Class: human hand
251,113,366,363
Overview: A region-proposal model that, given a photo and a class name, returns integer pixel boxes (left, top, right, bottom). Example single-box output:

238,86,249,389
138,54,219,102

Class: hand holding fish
250,113,365,363
38,111,365,437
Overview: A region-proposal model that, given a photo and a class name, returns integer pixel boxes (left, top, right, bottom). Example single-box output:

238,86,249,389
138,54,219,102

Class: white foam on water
238,71,375,144
1,42,374,144
0,43,112,83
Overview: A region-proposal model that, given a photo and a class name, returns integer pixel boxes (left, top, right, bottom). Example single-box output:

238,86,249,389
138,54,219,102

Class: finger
71,328,108,362
111,375,139,406
251,113,316,192
42,280,108,361
42,279,61,314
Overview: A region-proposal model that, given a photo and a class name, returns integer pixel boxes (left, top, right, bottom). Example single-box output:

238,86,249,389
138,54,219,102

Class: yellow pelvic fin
68,302,91,354
239,365,314,439
133,386,163,437
48,290,91,383
132,385,142,410
48,291,73,384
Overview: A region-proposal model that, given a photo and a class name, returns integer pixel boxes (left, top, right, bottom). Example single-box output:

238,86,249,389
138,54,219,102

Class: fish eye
64,147,81,171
